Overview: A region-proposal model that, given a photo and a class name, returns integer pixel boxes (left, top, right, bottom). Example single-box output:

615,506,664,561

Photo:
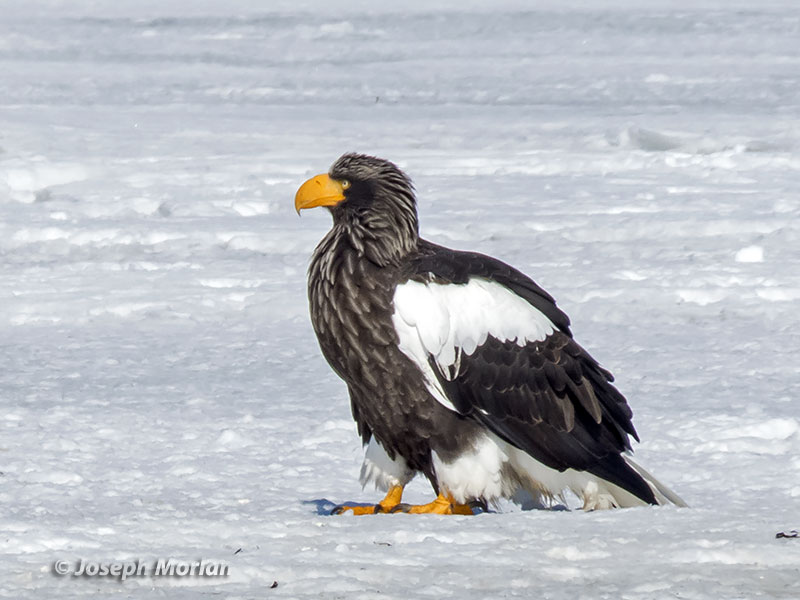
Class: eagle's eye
340,179,351,190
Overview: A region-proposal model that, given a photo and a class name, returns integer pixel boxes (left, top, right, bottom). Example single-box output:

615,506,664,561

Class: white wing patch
392,277,556,413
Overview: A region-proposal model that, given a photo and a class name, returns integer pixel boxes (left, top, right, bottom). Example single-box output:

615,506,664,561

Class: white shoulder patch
392,277,555,412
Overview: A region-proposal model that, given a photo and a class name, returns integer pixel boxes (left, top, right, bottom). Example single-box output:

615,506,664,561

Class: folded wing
393,245,658,504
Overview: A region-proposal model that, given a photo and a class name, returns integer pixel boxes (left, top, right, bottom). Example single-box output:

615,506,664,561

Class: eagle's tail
575,455,688,509
622,455,688,508
505,441,687,510
580,453,688,509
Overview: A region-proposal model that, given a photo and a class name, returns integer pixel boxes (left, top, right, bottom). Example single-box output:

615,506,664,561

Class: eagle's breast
307,226,401,390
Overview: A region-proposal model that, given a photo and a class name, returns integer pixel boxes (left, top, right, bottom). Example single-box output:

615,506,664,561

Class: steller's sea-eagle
295,153,686,515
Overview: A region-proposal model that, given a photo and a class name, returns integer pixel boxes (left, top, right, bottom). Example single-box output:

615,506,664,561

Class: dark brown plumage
295,153,685,514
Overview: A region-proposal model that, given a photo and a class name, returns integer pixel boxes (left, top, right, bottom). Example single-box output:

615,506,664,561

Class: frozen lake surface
1,1,799,598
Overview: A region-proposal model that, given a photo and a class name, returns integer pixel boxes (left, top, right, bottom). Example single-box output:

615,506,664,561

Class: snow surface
2,1,799,598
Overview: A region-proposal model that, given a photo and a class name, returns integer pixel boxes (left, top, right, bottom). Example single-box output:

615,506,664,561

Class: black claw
468,499,489,513
330,503,384,515
389,503,412,513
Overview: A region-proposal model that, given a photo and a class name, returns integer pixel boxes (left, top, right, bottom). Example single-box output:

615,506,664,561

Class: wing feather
392,241,656,503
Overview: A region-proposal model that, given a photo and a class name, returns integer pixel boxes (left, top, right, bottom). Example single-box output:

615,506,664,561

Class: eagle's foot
389,493,475,515
330,485,404,516
330,504,383,515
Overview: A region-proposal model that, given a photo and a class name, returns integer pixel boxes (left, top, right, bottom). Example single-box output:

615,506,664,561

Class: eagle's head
295,153,419,265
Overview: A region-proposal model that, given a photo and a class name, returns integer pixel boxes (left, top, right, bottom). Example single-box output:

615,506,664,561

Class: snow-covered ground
2,1,799,598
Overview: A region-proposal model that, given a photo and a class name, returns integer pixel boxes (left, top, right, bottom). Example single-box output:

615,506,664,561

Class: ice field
1,1,799,598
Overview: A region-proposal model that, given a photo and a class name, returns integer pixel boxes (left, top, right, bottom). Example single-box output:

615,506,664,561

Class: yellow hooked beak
294,173,346,213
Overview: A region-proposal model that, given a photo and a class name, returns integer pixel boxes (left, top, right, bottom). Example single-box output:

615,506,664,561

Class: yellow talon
331,487,475,516
403,493,474,515
331,485,405,515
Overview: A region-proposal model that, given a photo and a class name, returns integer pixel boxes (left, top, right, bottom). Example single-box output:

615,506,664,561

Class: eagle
295,153,685,515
